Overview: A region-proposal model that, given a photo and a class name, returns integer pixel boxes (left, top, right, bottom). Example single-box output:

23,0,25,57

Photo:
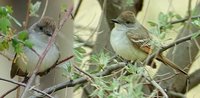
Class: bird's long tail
157,54,188,75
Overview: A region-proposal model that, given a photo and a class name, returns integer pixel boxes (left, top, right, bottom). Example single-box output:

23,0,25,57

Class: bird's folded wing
126,26,152,54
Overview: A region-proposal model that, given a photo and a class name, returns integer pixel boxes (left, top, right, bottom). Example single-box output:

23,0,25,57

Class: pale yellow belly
16,43,59,74
112,40,147,61
110,29,147,61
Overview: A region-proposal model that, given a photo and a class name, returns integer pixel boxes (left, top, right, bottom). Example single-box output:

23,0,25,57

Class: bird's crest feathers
118,11,136,24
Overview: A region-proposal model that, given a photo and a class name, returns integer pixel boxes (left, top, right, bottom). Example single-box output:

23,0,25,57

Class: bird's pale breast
110,25,147,61
16,33,59,73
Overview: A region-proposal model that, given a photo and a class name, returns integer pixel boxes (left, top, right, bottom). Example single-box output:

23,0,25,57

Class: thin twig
146,30,200,66
143,73,168,98
40,0,49,21
0,77,54,98
188,0,192,19
155,74,178,83
42,55,74,74
1,85,20,98
168,91,186,98
39,63,126,95
0,52,12,61
148,88,159,98
170,15,200,24
73,64,94,80
58,6,73,30
55,55,74,65
24,0,31,29
162,31,200,51
74,0,83,18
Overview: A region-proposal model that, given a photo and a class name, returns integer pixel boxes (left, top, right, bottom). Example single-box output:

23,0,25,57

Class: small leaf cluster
148,12,182,39
90,51,110,73
192,18,200,27
0,6,33,54
70,43,150,97
90,63,144,98
126,0,134,7
30,1,41,17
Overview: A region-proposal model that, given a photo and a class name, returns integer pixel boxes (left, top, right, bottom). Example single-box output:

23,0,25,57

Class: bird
10,17,60,78
110,11,187,75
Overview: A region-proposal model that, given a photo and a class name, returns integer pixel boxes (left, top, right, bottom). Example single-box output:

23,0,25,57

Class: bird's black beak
46,32,52,36
111,19,120,24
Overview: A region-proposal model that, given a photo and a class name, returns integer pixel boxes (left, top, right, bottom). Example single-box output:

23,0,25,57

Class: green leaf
74,47,86,54
24,40,33,48
0,7,8,16
60,4,67,12
12,38,23,53
18,31,28,41
192,18,200,27
126,0,134,7
74,49,84,63
2,40,9,49
175,14,182,20
0,41,8,51
15,43,23,54
159,32,166,39
0,43,4,51
5,6,13,14
148,21,158,27
0,17,11,33
158,12,168,26
0,6,12,17
30,1,41,17
192,30,200,39
8,14,22,27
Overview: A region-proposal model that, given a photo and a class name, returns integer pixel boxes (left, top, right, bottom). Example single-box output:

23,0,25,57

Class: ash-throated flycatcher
10,17,60,78
110,11,187,75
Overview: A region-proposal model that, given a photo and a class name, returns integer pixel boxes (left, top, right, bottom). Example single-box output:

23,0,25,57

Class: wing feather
126,24,152,54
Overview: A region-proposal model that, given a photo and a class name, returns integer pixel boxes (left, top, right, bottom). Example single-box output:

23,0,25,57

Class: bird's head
111,11,136,27
33,16,57,37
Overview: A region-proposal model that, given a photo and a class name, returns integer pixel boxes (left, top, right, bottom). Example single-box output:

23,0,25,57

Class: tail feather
157,54,188,75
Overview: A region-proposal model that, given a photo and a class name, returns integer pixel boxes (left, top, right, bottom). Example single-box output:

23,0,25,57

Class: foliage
90,51,110,73
192,18,200,27
30,1,41,17
148,12,182,39
60,4,68,13
90,63,145,98
191,18,200,39
126,0,134,7
0,6,33,54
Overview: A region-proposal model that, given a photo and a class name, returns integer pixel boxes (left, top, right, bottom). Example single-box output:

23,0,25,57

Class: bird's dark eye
39,26,43,31
126,21,131,24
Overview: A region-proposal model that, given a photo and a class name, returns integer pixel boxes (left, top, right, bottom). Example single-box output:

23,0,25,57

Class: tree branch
0,77,53,98
146,30,200,65
40,0,49,21
40,63,126,95
74,0,82,18
24,0,31,29
170,15,200,25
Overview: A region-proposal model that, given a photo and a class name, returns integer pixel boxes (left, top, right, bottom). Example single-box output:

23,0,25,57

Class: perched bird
10,17,60,78
110,11,187,75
